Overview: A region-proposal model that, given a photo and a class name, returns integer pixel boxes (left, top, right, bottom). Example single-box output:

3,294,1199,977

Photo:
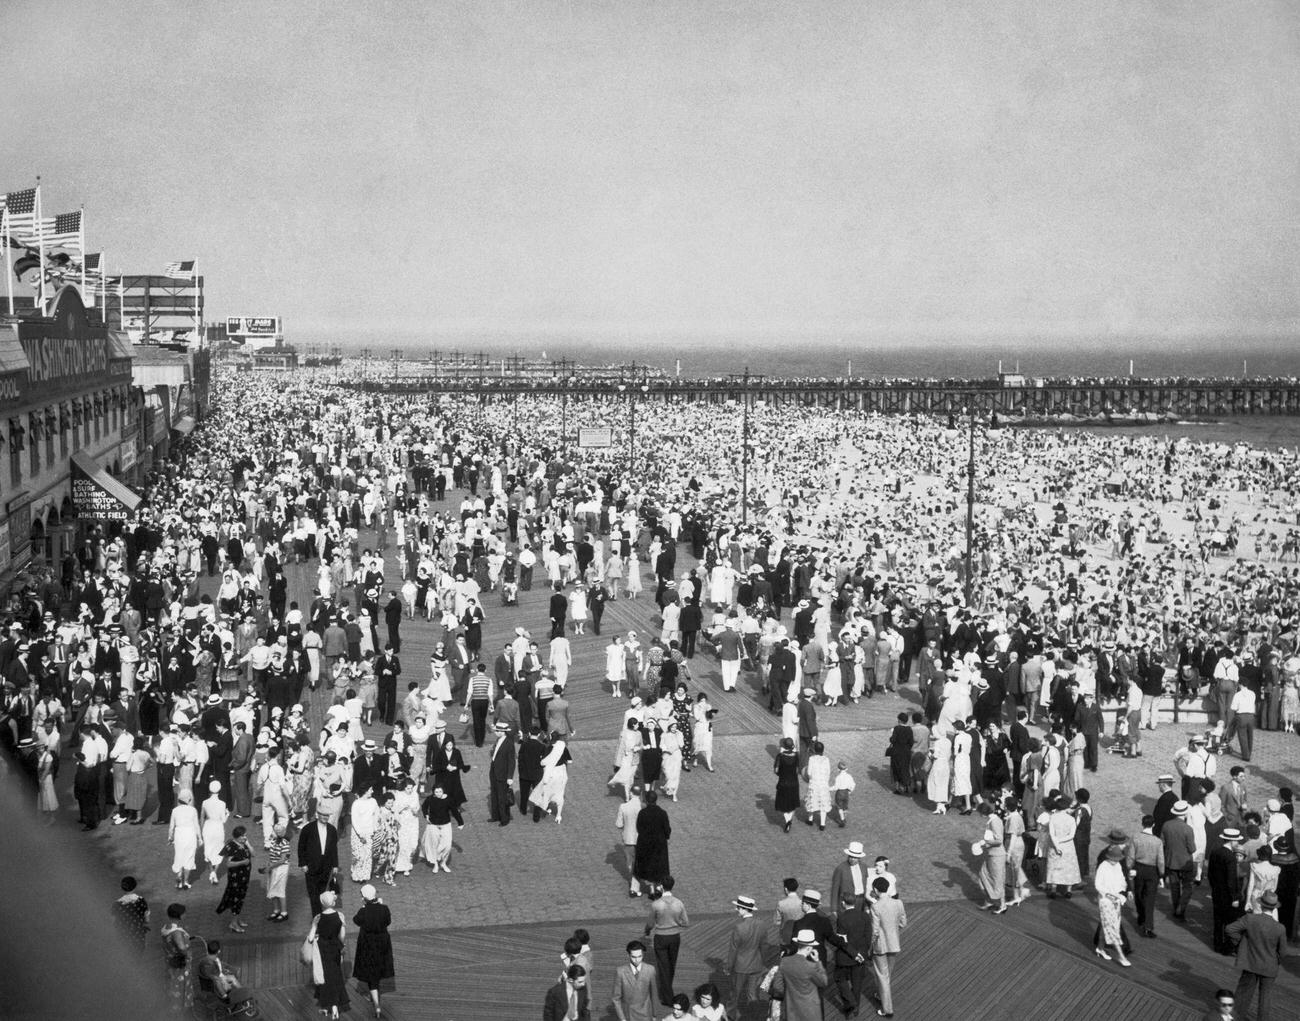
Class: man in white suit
868,876,907,1018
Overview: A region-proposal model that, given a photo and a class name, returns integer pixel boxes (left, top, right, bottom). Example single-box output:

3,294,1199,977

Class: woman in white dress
425,652,453,710
660,722,684,801
951,721,974,814
168,788,202,889
350,786,379,882
200,781,230,883
927,733,952,814
260,747,291,844
529,735,572,824
604,553,624,599
1043,796,1082,896
604,637,626,697
692,693,717,772
804,741,832,829
608,719,640,798
568,586,588,635
624,553,643,598
393,777,421,877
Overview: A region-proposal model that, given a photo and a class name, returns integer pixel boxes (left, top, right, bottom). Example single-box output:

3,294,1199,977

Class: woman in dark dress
670,683,695,768
314,891,350,1019
887,712,914,795
215,826,253,932
774,737,801,832
432,737,471,812
352,884,396,1016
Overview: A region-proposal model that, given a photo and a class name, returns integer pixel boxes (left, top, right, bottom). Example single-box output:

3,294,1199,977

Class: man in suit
771,929,829,1017
297,811,339,916
1223,766,1248,830
1152,774,1179,837
376,645,402,726
1008,709,1033,797
791,889,863,965
487,721,516,825
1225,893,1286,1021
868,877,907,1018
796,688,818,778
725,894,772,1020
543,964,590,1021
611,940,657,1021
830,841,869,913
832,892,872,1018
425,719,451,782
518,728,547,823
228,721,254,818
352,740,387,798
767,640,797,712
1162,800,1198,921
1208,828,1245,953
383,592,403,653
550,584,568,639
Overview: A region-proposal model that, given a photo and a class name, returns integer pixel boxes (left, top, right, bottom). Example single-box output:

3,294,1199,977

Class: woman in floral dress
670,683,695,768
370,791,401,885
393,777,421,876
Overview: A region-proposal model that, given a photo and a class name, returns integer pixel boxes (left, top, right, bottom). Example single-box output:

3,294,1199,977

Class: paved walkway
47,487,1300,1018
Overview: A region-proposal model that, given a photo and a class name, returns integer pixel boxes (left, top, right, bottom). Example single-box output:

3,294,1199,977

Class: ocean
298,333,1297,380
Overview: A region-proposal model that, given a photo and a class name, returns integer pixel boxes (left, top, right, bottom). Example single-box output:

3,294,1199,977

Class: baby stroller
191,936,260,1019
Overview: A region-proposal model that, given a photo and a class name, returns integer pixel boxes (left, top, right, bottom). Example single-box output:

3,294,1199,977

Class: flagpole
35,177,45,313
3,206,11,316
79,205,86,304
100,254,107,317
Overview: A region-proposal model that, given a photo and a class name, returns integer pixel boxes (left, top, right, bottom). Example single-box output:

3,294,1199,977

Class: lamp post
618,380,649,472
729,367,766,526
561,381,568,454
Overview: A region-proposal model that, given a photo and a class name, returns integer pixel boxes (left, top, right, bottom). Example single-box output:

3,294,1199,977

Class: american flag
43,210,83,250
163,260,196,278
1,188,37,239
81,252,104,287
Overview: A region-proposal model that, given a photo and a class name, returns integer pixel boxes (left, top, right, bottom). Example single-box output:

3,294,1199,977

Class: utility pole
361,347,371,385
392,347,401,380
729,367,766,526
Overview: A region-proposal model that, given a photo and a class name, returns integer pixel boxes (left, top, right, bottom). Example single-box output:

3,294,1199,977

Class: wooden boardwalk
224,897,1300,1020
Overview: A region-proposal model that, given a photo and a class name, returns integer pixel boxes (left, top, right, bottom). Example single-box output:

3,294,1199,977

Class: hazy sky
3,0,1299,347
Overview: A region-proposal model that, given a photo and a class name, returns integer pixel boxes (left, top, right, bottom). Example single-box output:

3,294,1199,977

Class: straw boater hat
1171,800,1190,817
801,889,821,906
845,841,866,859
732,895,756,911
793,929,819,946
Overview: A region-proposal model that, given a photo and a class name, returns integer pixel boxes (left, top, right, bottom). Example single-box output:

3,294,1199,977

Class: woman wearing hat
168,789,202,889
353,884,396,1016
1093,844,1133,967
773,737,801,832
200,780,231,885
311,890,350,1020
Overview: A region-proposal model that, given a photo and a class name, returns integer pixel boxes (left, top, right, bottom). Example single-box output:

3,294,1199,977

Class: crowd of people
2,363,1299,1018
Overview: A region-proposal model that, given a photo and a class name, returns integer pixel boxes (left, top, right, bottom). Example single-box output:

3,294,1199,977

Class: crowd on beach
2,364,1300,1019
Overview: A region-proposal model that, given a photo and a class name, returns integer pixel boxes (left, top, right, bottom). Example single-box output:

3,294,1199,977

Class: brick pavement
48,493,1300,1018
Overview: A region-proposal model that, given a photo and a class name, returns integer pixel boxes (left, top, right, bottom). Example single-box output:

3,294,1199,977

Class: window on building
28,415,39,477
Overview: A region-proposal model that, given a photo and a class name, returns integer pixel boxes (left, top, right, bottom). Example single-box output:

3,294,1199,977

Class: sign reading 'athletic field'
578,427,613,448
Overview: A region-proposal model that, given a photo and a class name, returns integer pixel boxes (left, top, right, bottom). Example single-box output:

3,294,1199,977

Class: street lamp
963,399,977,608
618,381,649,472
730,367,765,526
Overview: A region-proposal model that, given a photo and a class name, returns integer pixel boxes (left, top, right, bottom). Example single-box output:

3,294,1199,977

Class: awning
172,415,196,435
70,450,142,521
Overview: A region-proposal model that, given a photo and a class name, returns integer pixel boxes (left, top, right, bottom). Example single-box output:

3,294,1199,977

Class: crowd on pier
2,366,1299,1019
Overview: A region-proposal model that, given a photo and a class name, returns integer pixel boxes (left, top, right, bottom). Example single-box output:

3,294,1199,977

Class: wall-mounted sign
19,335,108,384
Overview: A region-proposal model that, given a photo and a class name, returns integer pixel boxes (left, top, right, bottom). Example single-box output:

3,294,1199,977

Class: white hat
360,883,378,901
793,929,819,946
845,841,866,859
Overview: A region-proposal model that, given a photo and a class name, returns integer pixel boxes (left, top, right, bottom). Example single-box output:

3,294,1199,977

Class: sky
2,0,1299,352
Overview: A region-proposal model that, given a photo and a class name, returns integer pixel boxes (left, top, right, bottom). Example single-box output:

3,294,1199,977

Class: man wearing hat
1209,828,1246,954
1162,800,1198,922
770,929,830,1019
1175,734,1217,800
830,841,869,913
725,894,771,1019
792,889,863,968
487,721,516,826
1225,892,1287,1021
1153,774,1179,837
796,687,819,779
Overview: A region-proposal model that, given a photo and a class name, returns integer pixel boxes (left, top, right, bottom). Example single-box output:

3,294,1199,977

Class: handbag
458,711,469,724
505,786,516,807
299,915,319,968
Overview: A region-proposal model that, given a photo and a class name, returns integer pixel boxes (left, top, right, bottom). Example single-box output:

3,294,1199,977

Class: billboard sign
225,316,280,336
577,427,613,449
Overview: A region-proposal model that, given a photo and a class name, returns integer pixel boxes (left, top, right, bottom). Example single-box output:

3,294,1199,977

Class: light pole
618,380,649,472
